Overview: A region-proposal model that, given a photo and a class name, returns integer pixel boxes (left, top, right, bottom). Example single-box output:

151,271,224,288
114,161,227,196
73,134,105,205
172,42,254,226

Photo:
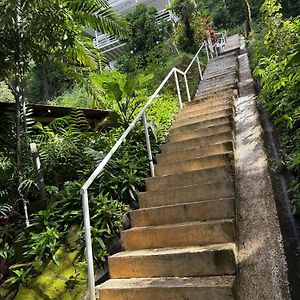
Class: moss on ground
15,247,87,300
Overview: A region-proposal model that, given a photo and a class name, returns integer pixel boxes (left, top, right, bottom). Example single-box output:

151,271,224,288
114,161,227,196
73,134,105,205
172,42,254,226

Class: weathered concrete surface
109,244,236,278
98,276,236,300
235,46,291,299
224,35,240,53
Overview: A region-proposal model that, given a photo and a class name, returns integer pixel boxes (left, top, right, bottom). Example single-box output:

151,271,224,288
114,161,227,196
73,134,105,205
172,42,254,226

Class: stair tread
154,152,233,177
171,113,233,130
98,275,236,289
169,116,233,134
173,108,232,125
161,132,233,153
146,165,233,183
135,197,235,213
155,152,233,167
141,179,234,196
167,125,232,143
176,106,233,120
111,243,236,259
157,141,233,164
132,197,235,227
124,218,234,232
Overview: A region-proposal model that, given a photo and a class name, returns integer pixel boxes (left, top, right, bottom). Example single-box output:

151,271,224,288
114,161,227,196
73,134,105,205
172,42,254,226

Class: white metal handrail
81,34,226,299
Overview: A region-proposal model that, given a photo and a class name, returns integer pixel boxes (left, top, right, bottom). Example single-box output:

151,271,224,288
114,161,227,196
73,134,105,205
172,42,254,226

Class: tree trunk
41,65,51,102
15,0,30,227
242,0,252,38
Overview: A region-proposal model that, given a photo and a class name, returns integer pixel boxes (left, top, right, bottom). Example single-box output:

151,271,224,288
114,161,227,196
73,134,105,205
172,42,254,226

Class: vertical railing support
184,73,191,102
196,55,203,81
30,143,46,202
205,42,210,61
143,113,155,177
214,44,219,57
81,189,96,300
174,70,183,108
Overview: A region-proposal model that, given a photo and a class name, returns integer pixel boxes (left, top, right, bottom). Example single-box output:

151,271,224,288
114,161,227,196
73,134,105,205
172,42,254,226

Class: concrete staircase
97,36,240,300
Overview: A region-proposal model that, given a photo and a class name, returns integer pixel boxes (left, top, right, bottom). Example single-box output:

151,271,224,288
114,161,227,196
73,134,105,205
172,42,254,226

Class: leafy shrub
117,4,170,74
252,0,300,214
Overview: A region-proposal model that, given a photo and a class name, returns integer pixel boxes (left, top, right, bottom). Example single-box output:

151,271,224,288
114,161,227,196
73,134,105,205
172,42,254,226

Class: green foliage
202,0,246,29
147,94,179,141
52,86,95,108
24,227,60,265
92,70,153,128
0,0,124,82
0,82,14,102
252,0,300,214
117,4,170,73
171,0,197,53
24,63,74,103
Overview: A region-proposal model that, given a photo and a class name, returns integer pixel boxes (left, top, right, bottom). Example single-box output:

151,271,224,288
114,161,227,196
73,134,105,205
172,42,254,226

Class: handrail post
174,70,183,108
205,42,210,61
196,55,203,81
142,113,155,177
184,73,191,102
214,44,218,57
81,189,96,300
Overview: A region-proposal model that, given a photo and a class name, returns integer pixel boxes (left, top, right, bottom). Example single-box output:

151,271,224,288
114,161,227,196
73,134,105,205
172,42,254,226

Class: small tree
171,0,196,53
117,4,170,73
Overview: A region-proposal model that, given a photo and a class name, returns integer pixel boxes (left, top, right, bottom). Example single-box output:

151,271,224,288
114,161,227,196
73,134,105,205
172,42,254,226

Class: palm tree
0,0,126,222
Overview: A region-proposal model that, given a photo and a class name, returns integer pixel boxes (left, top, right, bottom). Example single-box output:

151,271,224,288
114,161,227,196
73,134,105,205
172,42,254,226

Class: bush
252,0,300,214
117,4,170,74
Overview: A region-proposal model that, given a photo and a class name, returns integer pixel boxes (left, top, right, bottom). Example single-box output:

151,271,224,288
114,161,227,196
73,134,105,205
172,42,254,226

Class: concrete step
223,34,240,52
109,243,236,279
176,102,233,121
197,82,237,94
219,51,238,58
198,79,237,91
167,123,232,143
208,56,236,64
207,56,237,65
181,97,234,115
139,179,235,208
206,64,237,73
157,141,234,164
122,219,235,250
145,165,234,191
197,86,237,99
191,89,237,103
97,276,236,300
155,151,233,176
199,75,236,85
203,68,237,80
206,63,237,72
160,131,234,154
171,108,233,129
132,197,235,227
139,178,235,208
169,116,233,137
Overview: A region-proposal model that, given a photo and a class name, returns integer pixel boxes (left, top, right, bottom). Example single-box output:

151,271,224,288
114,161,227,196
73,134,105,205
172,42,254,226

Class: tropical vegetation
1,0,300,298
251,0,300,214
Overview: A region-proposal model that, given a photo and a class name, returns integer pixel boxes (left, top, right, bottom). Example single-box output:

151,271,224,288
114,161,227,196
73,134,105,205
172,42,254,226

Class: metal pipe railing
81,33,226,299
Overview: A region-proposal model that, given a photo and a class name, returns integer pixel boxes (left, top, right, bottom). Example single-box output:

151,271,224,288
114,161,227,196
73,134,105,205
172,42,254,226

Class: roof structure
0,102,111,129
